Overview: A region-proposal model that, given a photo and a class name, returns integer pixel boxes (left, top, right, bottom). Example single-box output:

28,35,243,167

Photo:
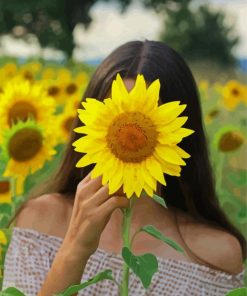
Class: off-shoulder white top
2,227,245,296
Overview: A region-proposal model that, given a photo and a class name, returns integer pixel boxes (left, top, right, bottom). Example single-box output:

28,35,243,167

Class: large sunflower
0,77,56,142
72,74,194,198
1,118,57,192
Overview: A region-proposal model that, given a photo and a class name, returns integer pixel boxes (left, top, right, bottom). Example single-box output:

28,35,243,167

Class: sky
73,0,247,61
0,0,246,61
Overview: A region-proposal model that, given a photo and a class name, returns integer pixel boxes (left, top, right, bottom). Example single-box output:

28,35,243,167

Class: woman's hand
63,173,129,258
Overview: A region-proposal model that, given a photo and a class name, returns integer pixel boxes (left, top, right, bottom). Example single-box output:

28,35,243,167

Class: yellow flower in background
73,74,194,198
0,231,7,245
57,99,77,143
0,78,56,142
199,80,209,92
24,61,42,74
46,81,63,102
75,71,89,86
42,67,56,80
205,109,220,125
57,68,72,84
1,118,57,188
2,62,18,79
222,80,247,111
0,180,12,204
45,76,81,106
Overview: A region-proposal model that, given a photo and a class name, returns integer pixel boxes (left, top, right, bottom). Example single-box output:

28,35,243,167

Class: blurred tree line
0,0,239,65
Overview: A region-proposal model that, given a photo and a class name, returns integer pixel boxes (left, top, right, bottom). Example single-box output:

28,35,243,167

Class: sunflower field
0,58,246,288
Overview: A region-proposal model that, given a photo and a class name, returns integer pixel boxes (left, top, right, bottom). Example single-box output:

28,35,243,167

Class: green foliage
152,194,167,208
122,247,158,289
228,170,246,187
141,225,184,253
226,287,247,296
0,287,25,296
159,1,239,65
55,269,114,296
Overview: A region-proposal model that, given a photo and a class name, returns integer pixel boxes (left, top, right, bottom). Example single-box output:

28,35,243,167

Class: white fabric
2,227,245,296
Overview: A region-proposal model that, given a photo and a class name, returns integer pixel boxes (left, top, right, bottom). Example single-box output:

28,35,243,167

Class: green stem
216,152,225,195
130,229,141,248
120,198,135,296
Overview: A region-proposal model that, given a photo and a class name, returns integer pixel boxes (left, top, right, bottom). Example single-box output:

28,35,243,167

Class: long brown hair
10,40,246,268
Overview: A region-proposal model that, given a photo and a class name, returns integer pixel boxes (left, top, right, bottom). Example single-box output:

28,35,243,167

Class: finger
110,185,124,197
77,175,103,197
88,185,109,206
81,171,92,184
97,195,130,217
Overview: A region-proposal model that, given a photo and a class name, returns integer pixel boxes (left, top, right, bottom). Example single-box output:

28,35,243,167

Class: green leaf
141,225,184,253
55,269,114,296
0,204,12,216
0,287,26,296
226,287,247,296
152,194,167,208
122,247,158,289
0,215,10,228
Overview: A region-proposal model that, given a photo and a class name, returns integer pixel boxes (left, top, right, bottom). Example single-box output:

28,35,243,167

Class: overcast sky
0,0,246,60
73,0,247,61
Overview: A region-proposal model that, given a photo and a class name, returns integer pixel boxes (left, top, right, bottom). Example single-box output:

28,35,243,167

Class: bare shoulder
15,193,73,237
181,217,244,275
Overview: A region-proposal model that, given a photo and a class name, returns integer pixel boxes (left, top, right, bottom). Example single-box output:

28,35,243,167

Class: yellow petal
102,156,117,185
133,165,145,197
143,183,154,198
159,128,194,145
123,164,135,198
74,126,107,138
73,137,107,154
108,160,123,194
153,102,186,125
145,156,166,186
173,145,191,159
139,162,157,190
91,162,104,178
129,74,147,111
143,79,160,113
155,145,186,165
76,154,93,167
154,152,181,176
157,116,188,133
111,74,130,111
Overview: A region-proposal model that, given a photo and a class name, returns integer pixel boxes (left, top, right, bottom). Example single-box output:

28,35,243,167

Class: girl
2,40,245,296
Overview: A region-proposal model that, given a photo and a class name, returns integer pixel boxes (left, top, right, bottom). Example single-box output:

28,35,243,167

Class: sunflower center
48,86,60,97
66,83,77,94
231,88,239,96
106,112,158,163
8,101,37,126
219,131,244,152
8,128,43,161
0,181,10,194
63,116,74,132
23,70,33,81
118,124,147,151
